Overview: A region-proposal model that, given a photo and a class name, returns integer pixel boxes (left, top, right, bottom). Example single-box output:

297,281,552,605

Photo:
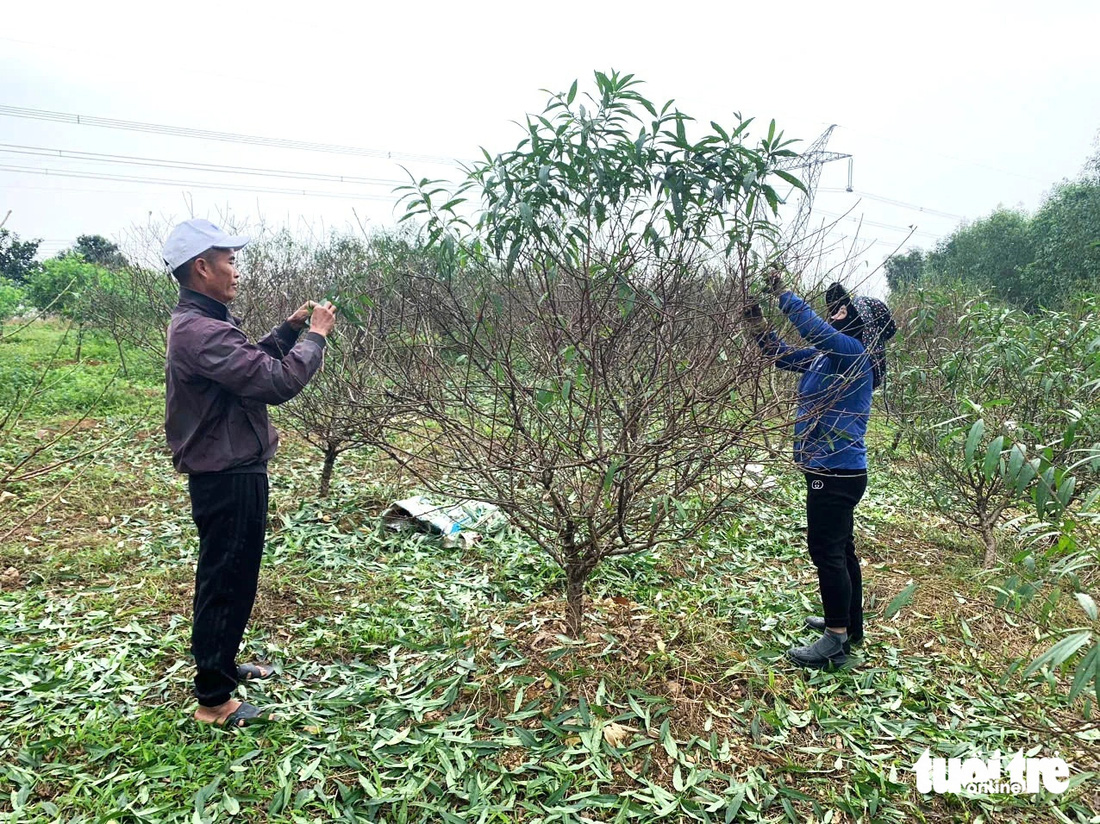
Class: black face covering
831,308,864,341
824,282,864,340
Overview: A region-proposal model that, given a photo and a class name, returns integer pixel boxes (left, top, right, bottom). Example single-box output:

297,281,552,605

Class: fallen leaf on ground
602,722,634,747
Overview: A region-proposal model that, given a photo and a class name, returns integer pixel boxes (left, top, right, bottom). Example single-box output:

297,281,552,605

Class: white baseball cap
162,219,250,271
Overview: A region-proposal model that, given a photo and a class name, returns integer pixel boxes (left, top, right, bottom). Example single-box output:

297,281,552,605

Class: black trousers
804,471,867,636
188,472,269,707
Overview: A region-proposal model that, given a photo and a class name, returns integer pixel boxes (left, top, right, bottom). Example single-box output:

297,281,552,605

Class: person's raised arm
180,317,328,405
745,297,818,373
777,291,864,358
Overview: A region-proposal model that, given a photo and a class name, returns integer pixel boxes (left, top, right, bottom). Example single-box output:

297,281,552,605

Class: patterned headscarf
825,283,897,390
851,295,896,390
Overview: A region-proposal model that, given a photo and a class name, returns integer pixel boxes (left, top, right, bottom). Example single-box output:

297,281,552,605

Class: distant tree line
886,139,1100,310
0,230,145,360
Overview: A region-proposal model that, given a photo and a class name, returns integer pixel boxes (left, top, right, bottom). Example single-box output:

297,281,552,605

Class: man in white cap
163,219,337,727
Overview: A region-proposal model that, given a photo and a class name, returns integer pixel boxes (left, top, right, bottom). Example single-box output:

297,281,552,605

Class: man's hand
287,301,318,331
308,300,338,337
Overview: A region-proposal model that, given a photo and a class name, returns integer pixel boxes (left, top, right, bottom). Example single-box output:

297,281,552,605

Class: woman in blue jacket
746,275,884,669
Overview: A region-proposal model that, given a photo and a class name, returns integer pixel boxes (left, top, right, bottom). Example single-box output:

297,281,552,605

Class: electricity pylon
776,124,852,247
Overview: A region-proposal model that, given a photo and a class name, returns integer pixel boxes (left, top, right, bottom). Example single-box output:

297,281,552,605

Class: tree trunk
566,563,585,639
981,526,997,568
319,444,338,498
561,522,589,638
75,322,84,362
890,429,904,453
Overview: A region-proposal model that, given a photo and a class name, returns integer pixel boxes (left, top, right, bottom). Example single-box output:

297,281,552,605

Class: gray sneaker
804,616,863,652
787,631,849,670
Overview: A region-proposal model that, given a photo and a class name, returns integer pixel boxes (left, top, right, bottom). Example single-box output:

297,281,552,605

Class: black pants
805,471,867,636
188,472,269,707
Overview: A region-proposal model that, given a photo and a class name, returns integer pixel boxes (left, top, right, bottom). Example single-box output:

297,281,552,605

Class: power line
0,36,1069,189
0,143,962,222
0,165,945,238
0,105,461,167
814,209,942,240
0,182,177,196
0,143,407,188
818,187,965,221
0,164,406,203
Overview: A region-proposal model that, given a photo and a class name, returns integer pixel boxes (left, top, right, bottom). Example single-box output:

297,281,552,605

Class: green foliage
62,233,129,269
894,288,1100,563
3,250,1100,821
0,320,160,416
883,248,923,294
924,209,1036,307
400,70,802,273
25,254,109,320
0,277,27,329
896,146,1100,310
0,228,42,285
1026,179,1100,307
993,500,1100,726
393,72,802,635
894,284,1100,732
1,422,1097,821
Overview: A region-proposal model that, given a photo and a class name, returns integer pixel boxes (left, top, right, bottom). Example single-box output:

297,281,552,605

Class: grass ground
0,321,1097,823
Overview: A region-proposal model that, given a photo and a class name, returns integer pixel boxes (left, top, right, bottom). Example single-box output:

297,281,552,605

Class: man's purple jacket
165,288,326,475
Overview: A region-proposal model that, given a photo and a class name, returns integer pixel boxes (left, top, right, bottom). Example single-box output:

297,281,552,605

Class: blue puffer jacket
756,291,873,472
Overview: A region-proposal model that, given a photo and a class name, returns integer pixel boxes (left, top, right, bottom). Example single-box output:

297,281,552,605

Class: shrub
383,71,801,635
894,288,1100,565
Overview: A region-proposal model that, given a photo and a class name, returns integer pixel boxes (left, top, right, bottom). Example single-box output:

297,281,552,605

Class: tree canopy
0,228,42,285
886,136,1100,310
63,234,129,270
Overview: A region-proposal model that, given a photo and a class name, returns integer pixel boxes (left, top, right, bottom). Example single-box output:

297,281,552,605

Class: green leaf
1005,443,1026,483
1016,458,1039,493
773,169,807,193
884,581,917,619
1076,592,1098,621
1063,418,1080,450
964,419,985,464
602,458,620,493
1095,649,1100,708
1056,475,1076,511
763,186,779,213
1068,645,1097,702
659,719,678,758
1024,630,1093,677
567,79,578,105
724,788,745,823
982,436,1004,480
1034,468,1055,516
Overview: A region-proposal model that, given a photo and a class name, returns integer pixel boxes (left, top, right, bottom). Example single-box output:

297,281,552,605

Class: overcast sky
2,0,1098,296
